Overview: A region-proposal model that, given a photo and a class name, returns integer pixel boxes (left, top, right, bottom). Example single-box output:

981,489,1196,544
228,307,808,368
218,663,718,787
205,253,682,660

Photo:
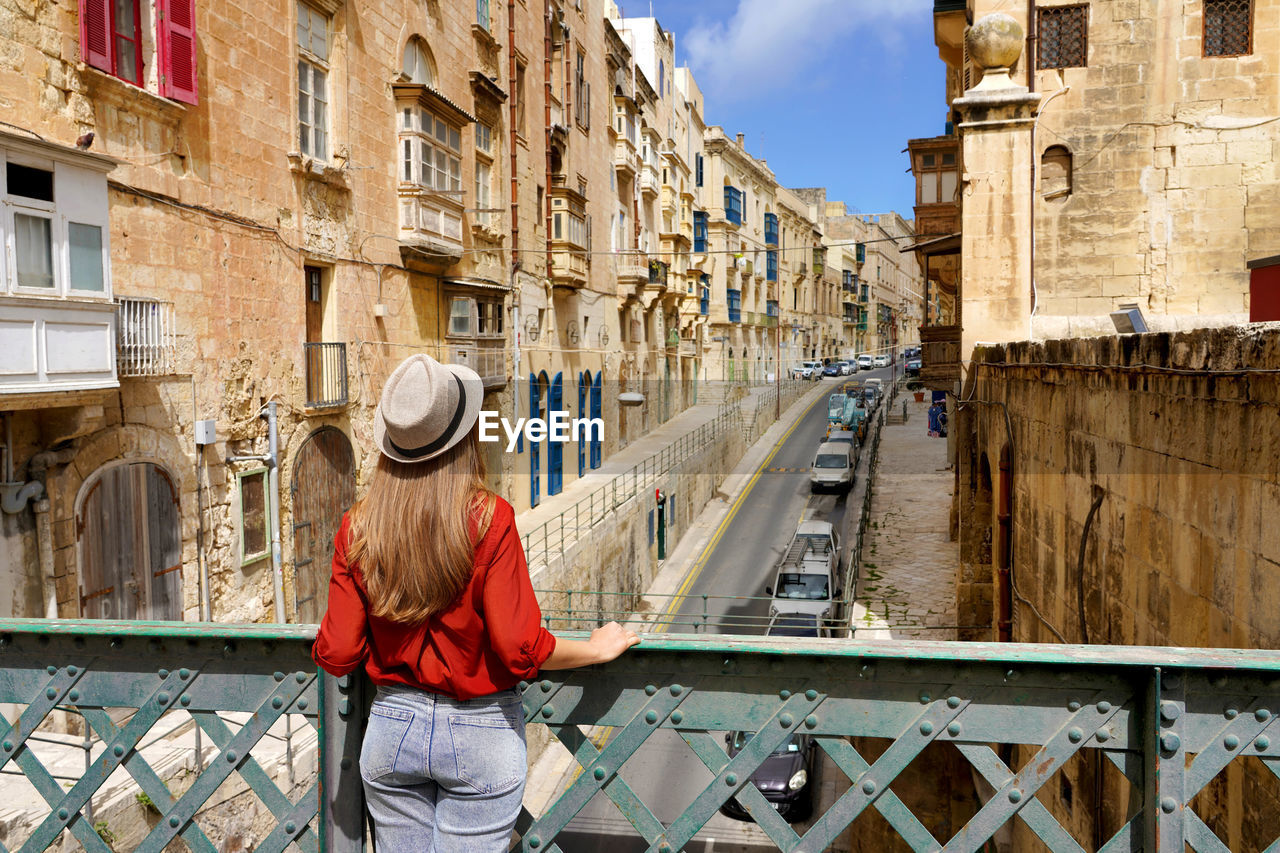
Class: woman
313,354,640,851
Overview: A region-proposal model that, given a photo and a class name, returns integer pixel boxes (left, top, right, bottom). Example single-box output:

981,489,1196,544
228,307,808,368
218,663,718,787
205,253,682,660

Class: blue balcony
693,211,708,253
724,186,743,226
726,288,741,323
764,212,778,247
2,619,1278,852
766,249,778,282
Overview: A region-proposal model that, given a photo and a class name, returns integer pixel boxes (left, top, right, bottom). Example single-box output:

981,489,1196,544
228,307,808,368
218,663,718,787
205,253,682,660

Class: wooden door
305,266,324,343
79,463,181,620
291,427,356,623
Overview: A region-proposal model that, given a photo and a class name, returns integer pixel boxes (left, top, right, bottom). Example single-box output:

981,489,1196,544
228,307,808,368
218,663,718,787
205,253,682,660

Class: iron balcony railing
116,298,177,377
2,619,1280,852
303,342,348,408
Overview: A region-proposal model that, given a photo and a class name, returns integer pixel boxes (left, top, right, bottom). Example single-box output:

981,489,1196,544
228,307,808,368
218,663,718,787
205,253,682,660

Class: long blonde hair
347,428,495,623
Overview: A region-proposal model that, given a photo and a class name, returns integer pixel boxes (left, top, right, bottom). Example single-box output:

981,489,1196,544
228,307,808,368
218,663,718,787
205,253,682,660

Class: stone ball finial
967,13,1023,71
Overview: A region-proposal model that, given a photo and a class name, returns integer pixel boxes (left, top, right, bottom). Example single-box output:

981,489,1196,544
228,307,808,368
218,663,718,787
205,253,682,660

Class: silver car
810,441,854,492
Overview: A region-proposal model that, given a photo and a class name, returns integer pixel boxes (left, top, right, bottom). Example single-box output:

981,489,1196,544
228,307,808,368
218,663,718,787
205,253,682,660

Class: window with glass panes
475,123,493,225
476,0,490,29
399,105,462,193
916,150,958,205
297,3,330,160
3,159,108,296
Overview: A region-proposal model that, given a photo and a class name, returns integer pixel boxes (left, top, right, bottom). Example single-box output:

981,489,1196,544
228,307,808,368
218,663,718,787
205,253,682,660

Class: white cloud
682,0,931,104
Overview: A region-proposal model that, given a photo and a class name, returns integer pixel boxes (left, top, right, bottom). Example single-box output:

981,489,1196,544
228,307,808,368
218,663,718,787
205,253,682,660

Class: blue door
577,372,587,478
590,371,602,468
548,372,564,496
529,374,540,507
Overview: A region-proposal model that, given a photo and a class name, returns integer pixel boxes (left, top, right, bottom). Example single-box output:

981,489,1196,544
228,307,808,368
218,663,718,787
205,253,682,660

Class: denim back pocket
361,704,415,782
449,713,526,794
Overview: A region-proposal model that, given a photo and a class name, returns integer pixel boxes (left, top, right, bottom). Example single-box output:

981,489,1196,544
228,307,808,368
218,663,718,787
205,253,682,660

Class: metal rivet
670,684,683,696
725,773,737,786
68,690,79,702
805,689,818,701
645,711,658,724
3,741,13,752
805,715,818,729
159,669,169,678
919,692,931,704
297,699,308,710
594,768,606,781
528,835,541,849
45,666,56,676
542,680,554,693
58,809,68,821
272,697,284,709
1257,735,1271,751
779,689,792,700
180,695,191,707
1005,669,1019,681
67,665,78,676
113,745,124,757
169,816,181,828
659,844,672,853
518,681,529,691
671,710,684,724
1097,701,1112,713
1160,733,1180,752
274,671,285,682
1225,707,1239,719
1160,701,1181,722
157,692,170,705
1225,735,1240,750
45,688,56,700
522,703,531,715
946,721,961,737
1067,700,1081,712
1257,709,1272,722
862,779,876,795
780,713,794,727
1068,728,1083,743
223,643,235,655
295,672,307,683
645,684,657,696
1097,729,1112,743
1160,797,1177,814
947,696,961,709
179,669,190,680
285,822,296,834
919,721,935,736
227,750,237,762
1008,789,1022,804
541,706,555,719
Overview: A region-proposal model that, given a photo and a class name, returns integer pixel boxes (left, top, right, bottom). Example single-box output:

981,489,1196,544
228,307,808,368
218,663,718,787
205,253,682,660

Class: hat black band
389,374,468,460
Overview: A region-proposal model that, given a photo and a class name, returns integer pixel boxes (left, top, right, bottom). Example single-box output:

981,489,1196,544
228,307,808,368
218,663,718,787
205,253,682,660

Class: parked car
718,729,818,823
791,363,814,380
767,520,841,623
801,360,823,380
822,362,843,378
856,354,874,371
905,358,922,377
810,441,854,492
873,354,890,368
825,429,858,458
863,386,881,411
838,361,855,376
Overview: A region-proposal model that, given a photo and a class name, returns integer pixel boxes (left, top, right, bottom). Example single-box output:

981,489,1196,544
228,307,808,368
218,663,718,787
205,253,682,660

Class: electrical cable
1075,486,1105,645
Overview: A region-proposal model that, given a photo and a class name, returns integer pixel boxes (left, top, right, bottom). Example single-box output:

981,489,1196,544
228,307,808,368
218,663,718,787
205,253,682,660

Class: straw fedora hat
374,355,484,463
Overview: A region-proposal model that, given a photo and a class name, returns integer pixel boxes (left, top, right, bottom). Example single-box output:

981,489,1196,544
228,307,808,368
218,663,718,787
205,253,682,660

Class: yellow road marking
656,392,826,633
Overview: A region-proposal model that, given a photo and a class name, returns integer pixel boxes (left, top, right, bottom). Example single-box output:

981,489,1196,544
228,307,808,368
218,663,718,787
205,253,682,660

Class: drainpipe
509,0,520,269
4,447,77,618
1027,0,1037,334
544,0,554,278
226,403,286,622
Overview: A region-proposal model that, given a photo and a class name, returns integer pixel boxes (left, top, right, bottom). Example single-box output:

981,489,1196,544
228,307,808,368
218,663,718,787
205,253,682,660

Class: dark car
905,358,922,377
717,729,817,823
822,362,843,378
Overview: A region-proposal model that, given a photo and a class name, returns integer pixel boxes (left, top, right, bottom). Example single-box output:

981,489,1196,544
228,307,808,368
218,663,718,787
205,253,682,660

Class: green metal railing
1,620,1280,851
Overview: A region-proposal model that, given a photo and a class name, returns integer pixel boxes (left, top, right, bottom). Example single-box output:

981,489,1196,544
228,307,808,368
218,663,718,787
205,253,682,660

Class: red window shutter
79,0,113,72
157,0,198,104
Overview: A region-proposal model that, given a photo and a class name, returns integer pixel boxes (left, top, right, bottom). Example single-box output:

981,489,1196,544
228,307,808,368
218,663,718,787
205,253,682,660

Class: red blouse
312,497,557,700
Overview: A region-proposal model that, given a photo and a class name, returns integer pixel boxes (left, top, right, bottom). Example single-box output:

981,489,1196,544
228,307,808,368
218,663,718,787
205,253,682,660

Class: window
915,150,958,205
297,2,330,160
693,211,708,253
1204,0,1252,56
516,62,527,136
764,212,778,246
402,37,433,84
695,153,703,186
448,295,503,339
1041,145,1073,199
1036,5,1088,69
766,250,778,282
78,0,197,101
726,289,741,323
658,59,665,98
450,297,473,335
575,51,590,129
724,185,743,225
476,0,490,29
397,101,464,242
2,157,109,297
475,123,493,226
238,468,270,565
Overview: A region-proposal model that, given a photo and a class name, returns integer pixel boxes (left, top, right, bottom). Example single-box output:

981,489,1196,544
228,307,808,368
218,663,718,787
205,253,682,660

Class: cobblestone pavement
851,394,961,640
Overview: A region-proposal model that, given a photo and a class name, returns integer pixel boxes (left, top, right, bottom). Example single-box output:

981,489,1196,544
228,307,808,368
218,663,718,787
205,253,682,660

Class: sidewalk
850,394,960,640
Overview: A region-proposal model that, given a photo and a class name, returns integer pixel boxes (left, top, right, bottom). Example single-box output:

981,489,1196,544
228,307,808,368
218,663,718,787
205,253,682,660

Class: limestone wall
956,323,1280,847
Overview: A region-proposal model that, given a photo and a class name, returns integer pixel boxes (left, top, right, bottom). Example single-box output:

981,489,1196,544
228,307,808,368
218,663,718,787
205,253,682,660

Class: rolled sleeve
481,505,557,678
312,515,371,677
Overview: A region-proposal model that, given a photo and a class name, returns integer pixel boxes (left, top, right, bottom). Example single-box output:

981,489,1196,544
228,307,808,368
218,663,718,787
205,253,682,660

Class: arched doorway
78,462,182,620
291,426,356,623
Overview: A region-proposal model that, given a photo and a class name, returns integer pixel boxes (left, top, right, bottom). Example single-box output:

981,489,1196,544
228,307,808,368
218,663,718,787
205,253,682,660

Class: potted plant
907,379,925,402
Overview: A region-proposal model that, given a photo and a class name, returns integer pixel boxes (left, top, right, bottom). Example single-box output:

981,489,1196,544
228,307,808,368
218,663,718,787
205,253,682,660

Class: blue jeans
360,685,527,852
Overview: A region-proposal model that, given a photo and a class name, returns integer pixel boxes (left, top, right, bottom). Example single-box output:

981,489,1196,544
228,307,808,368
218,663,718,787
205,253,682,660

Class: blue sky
637,0,945,221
